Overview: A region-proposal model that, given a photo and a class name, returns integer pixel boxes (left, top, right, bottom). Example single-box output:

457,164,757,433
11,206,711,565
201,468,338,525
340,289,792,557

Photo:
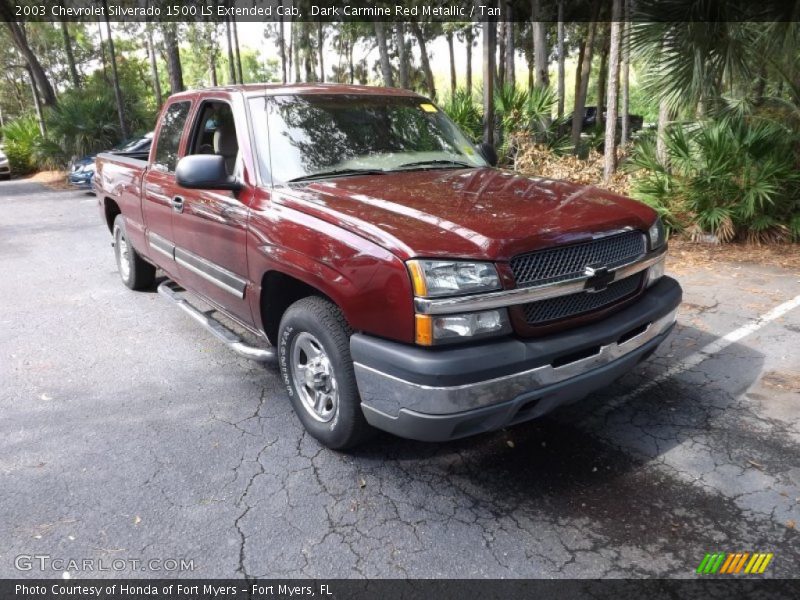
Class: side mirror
476,142,498,167
175,155,241,191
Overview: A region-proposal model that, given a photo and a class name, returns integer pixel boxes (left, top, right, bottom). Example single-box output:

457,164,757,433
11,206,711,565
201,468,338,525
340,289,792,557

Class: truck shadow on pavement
341,323,800,576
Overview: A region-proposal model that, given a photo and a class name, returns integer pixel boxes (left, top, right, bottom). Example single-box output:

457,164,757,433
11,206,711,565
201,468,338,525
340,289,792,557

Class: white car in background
0,147,10,179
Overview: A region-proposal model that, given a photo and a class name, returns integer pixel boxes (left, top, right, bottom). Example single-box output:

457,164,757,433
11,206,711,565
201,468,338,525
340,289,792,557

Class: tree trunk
505,5,515,88
146,27,162,107
348,37,354,84
232,17,243,83
208,25,218,87
60,21,80,88
465,27,473,94
373,21,394,87
620,2,630,144
447,31,457,96
293,23,301,83
27,66,46,136
0,16,58,106
483,19,496,146
317,22,325,82
97,18,108,83
278,11,287,83
596,25,609,130
410,21,436,99
302,22,314,82
656,98,671,167
225,18,236,84
557,1,566,117
395,23,410,89
103,3,129,140
603,0,622,183
574,39,585,114
532,0,549,88
163,23,184,94
571,21,597,150
497,19,506,90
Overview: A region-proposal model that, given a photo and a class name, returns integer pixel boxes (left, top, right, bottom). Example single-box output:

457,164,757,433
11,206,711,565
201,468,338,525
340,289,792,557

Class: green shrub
442,88,482,141
1,116,41,175
628,115,800,243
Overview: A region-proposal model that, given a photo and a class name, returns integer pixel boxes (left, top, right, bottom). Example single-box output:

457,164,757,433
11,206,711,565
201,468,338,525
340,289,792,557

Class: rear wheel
278,297,375,450
113,215,155,290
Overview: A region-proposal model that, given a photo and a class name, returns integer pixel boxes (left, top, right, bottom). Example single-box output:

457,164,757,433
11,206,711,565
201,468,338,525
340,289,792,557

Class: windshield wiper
288,168,386,183
393,159,474,170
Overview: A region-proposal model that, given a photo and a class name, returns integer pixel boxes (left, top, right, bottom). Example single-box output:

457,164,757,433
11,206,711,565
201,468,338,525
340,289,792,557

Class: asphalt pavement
1,180,798,579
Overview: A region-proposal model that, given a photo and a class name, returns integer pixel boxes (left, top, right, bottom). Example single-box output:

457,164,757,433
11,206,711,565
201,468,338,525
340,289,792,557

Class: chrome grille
522,272,644,325
510,231,646,287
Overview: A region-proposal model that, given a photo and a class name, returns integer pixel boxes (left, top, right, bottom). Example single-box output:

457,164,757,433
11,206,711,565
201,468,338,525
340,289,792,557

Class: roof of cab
167,83,427,101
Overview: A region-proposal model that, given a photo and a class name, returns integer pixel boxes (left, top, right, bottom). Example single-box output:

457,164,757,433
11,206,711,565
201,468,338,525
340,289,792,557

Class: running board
157,280,276,363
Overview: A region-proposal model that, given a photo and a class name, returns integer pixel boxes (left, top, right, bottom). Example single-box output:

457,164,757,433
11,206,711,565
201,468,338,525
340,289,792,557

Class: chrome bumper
355,308,677,419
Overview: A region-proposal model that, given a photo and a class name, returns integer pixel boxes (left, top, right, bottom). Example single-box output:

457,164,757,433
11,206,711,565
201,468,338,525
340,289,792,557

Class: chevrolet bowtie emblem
584,264,615,292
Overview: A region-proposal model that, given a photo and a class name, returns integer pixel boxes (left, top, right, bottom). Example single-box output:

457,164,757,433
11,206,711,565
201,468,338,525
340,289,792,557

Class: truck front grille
510,231,646,287
522,272,644,325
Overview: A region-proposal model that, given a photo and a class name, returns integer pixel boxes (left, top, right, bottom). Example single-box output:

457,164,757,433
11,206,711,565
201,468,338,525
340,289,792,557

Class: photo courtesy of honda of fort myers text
1,0,799,598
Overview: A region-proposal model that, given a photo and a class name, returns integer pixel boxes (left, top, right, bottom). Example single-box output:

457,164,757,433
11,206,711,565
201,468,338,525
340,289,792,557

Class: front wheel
113,215,155,290
278,297,375,450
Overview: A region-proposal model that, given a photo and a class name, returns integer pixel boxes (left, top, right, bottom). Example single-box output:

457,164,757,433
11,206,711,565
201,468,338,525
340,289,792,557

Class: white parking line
594,293,800,417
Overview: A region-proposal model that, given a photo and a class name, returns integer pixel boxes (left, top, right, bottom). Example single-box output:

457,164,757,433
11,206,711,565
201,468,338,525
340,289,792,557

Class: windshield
250,94,486,183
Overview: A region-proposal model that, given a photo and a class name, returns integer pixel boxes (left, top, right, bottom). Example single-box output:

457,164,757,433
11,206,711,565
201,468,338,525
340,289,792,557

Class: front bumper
351,276,682,441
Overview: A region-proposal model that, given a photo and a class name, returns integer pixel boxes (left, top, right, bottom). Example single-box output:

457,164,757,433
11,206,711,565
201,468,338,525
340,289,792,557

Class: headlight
415,309,511,345
648,216,666,250
407,260,501,298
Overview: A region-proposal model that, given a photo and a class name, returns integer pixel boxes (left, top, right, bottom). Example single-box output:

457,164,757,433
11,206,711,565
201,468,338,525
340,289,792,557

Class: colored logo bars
696,552,774,575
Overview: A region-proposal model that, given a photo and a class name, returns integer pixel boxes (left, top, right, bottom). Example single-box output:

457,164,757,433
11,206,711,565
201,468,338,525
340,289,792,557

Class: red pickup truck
95,84,681,449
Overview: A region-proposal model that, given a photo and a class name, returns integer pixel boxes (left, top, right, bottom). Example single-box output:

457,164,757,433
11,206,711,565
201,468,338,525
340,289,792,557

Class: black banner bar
3,579,800,600
1,0,799,23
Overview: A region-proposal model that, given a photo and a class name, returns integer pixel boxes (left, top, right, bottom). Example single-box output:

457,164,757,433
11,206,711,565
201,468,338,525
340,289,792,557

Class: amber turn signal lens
415,314,433,346
407,261,428,297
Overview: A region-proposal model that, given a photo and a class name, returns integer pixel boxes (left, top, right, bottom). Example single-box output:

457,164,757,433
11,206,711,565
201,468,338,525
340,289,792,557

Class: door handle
171,195,184,213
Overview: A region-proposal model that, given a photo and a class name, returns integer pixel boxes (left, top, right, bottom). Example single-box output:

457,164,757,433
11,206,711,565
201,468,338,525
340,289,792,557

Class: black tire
278,296,375,450
113,214,155,290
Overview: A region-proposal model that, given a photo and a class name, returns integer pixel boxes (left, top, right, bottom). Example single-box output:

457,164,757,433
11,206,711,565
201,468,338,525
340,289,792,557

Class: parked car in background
0,147,10,179
569,106,644,134
68,132,153,190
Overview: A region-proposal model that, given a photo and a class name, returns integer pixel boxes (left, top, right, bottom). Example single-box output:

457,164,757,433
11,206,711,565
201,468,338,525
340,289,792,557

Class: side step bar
157,280,276,363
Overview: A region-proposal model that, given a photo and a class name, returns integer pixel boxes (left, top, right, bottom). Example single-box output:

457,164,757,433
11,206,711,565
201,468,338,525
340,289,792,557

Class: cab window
188,101,240,177
153,101,191,172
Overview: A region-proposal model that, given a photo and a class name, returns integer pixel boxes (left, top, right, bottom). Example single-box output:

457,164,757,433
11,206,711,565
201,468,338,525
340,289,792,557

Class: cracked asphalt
1,180,799,579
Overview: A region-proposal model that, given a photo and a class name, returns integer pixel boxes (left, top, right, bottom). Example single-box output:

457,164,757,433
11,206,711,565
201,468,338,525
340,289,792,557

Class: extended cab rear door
142,96,195,279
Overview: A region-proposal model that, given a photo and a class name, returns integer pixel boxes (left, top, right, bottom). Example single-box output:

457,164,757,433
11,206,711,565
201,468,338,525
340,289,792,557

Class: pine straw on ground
513,142,632,196
668,239,800,275
26,170,71,190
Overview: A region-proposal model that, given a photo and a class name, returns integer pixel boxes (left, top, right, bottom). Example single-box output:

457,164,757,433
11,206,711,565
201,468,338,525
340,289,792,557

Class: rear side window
154,101,191,171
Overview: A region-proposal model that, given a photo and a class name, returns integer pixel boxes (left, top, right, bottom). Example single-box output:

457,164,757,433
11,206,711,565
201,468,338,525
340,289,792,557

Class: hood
273,168,657,261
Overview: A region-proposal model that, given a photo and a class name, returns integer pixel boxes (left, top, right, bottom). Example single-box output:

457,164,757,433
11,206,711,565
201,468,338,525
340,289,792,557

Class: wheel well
103,198,121,233
259,271,336,345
